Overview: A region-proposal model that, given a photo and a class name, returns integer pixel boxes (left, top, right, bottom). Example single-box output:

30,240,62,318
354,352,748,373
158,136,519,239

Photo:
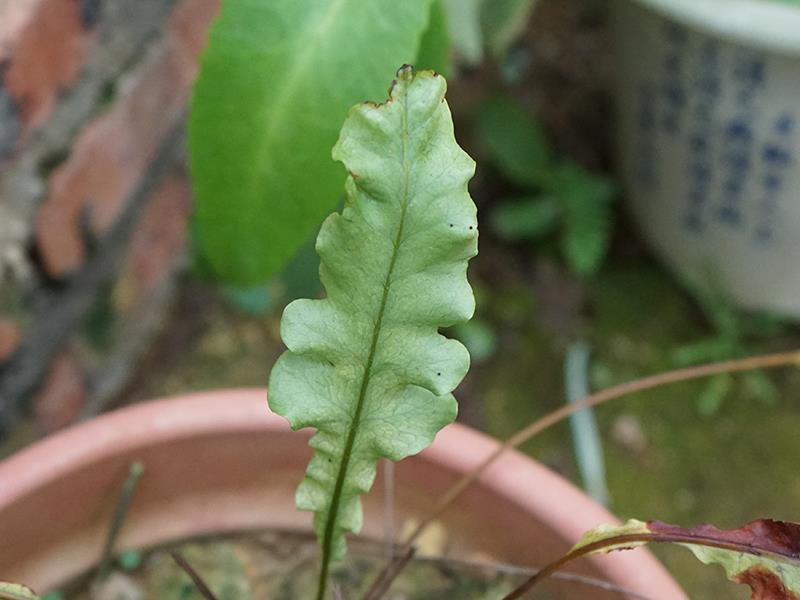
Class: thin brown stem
363,545,416,600
170,552,220,600
383,459,395,559
94,462,145,584
361,350,800,600
410,554,656,600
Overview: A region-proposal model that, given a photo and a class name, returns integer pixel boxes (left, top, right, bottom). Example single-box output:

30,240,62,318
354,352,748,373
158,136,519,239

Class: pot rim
0,389,686,598
630,0,800,55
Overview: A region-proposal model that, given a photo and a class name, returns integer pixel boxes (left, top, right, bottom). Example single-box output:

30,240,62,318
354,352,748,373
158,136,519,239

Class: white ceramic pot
611,0,800,316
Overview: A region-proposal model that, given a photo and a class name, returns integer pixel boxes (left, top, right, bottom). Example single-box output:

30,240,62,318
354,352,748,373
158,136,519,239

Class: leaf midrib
242,0,349,250
316,82,413,599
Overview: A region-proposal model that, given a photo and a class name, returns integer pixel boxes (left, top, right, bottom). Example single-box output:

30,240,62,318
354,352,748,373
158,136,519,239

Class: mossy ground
469,253,800,599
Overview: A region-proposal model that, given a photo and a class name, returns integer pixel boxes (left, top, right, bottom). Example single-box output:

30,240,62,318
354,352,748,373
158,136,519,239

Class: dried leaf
504,518,800,600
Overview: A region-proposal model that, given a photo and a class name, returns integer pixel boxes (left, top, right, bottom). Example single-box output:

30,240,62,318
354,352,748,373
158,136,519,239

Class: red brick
34,0,219,277
1,0,93,134
0,320,21,362
113,174,190,311
33,350,86,433
171,0,220,60
0,1,43,62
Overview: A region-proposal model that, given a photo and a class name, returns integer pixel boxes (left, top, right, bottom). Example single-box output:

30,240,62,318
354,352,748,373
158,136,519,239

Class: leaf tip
396,63,415,79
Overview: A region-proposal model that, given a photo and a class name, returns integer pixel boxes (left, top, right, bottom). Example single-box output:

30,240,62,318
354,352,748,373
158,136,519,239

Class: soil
60,531,538,600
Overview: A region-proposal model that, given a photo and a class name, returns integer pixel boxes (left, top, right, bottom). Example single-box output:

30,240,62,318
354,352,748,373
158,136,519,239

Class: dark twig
382,459,395,559
362,545,415,600
94,462,145,584
170,552,220,600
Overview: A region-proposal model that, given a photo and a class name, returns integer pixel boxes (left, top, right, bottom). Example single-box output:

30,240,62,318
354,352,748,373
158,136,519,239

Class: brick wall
0,0,219,433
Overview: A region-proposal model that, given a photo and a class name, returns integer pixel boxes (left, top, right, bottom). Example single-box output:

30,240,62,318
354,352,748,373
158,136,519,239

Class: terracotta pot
0,389,685,598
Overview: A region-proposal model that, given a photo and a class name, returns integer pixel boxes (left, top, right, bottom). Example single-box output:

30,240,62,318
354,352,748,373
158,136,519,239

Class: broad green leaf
503,518,800,600
491,195,561,241
268,66,477,589
477,97,552,188
481,0,539,57
416,0,451,77
0,583,39,600
442,0,485,65
557,162,615,276
190,0,435,285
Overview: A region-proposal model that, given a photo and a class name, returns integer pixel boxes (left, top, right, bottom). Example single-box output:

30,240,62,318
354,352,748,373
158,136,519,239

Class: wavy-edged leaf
268,65,477,580
504,518,800,600
0,583,39,600
190,0,435,285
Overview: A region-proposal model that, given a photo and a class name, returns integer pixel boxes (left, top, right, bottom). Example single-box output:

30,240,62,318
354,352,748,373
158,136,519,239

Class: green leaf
696,373,732,417
451,319,497,364
671,286,782,412
417,1,451,77
672,336,739,366
481,0,539,57
190,0,435,286
557,162,615,276
0,583,40,600
476,97,552,188
268,67,477,594
570,519,651,553
118,549,143,572
491,196,561,241
503,518,800,600
441,0,485,65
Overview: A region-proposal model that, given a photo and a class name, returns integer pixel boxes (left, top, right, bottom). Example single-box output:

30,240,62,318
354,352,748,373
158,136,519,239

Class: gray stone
0,87,19,160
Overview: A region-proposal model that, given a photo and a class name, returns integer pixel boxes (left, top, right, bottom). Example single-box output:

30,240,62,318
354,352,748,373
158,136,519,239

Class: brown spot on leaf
735,567,800,600
649,519,800,559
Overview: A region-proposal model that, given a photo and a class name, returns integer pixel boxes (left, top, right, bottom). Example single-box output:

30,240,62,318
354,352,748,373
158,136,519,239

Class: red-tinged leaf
503,518,800,600
649,520,800,600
